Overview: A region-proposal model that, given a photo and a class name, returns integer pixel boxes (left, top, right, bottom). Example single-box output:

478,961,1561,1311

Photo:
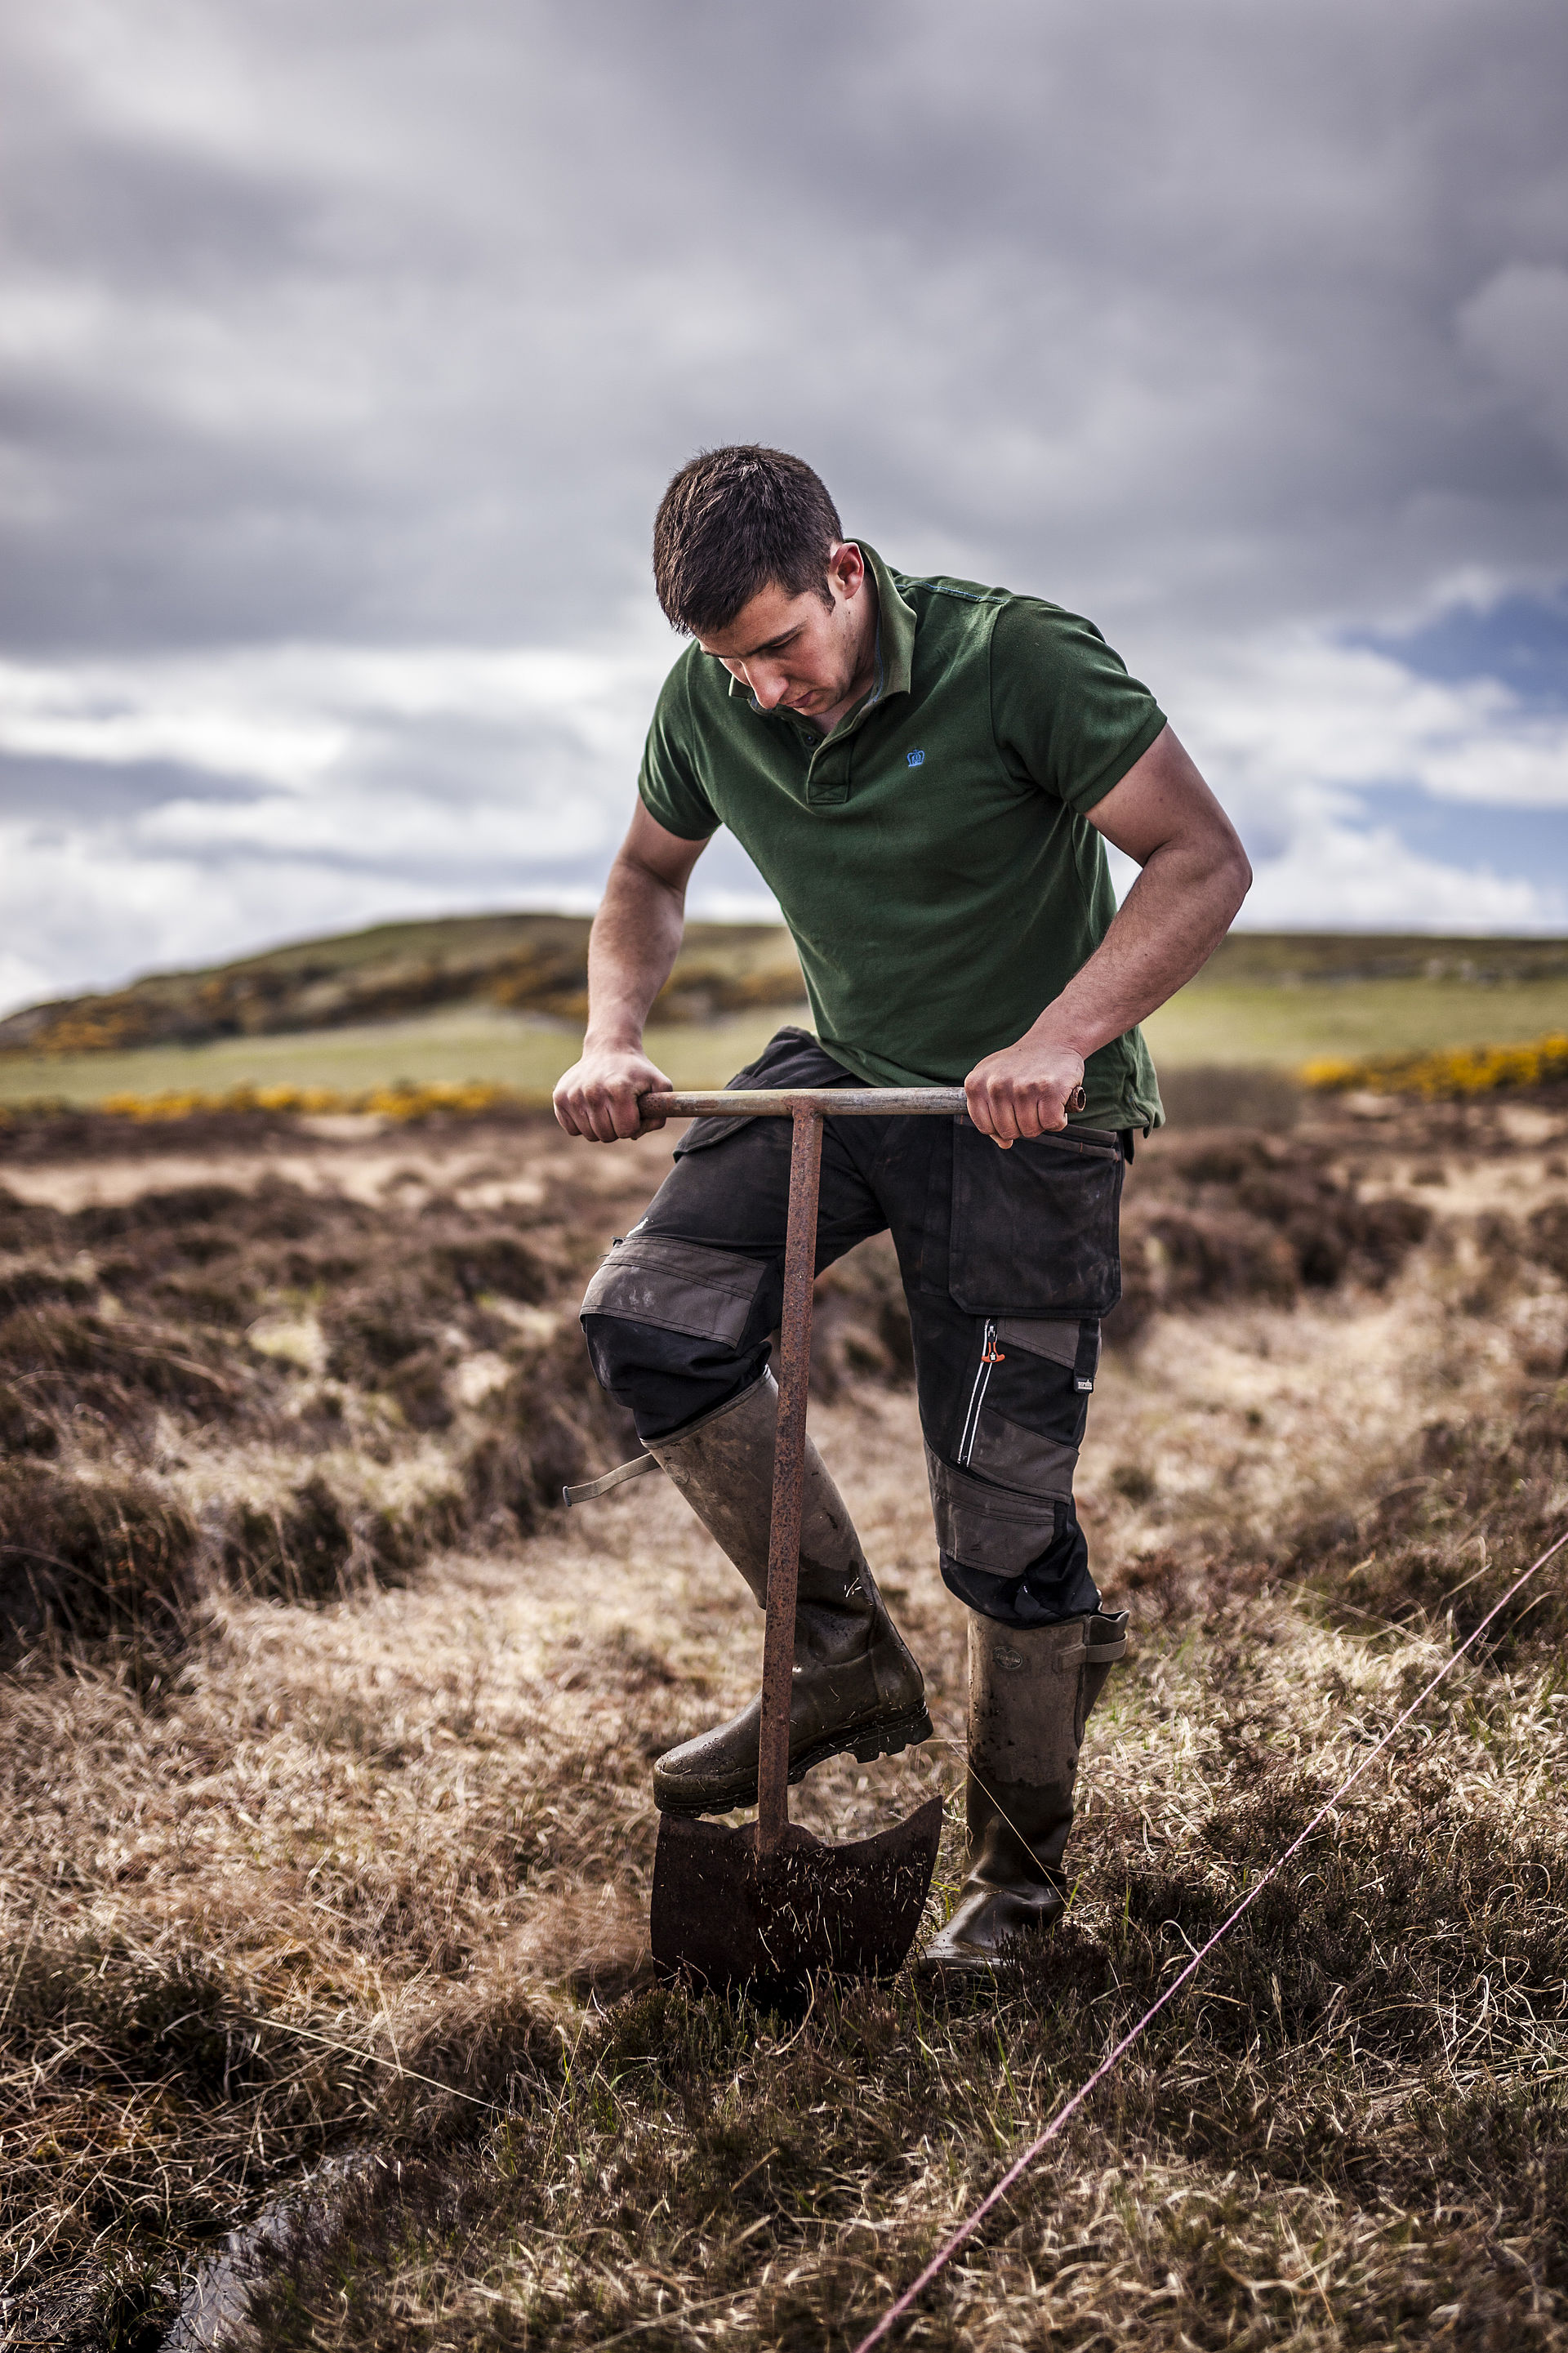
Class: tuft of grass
221,1473,367,1605
0,1465,198,1657
1295,1388,1568,1658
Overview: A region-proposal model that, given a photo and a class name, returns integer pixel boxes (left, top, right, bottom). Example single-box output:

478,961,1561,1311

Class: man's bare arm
552,806,709,1141
964,724,1251,1144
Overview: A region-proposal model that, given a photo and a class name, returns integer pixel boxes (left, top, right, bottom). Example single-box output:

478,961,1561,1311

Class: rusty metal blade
649,1798,943,1994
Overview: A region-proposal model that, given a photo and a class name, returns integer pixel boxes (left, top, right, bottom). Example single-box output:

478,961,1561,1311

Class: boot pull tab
562,1452,659,1507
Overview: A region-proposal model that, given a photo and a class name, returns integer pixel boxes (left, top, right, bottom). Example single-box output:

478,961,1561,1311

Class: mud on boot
920,1607,1127,1979
645,1372,932,1817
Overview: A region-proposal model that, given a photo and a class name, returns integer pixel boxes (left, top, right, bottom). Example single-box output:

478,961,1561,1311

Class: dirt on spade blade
3,1094,1568,2350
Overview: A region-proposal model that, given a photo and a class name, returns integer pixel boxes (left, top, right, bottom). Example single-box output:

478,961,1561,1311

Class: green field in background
5,971,1568,1108
0,1004,800,1109
1141,976,1568,1068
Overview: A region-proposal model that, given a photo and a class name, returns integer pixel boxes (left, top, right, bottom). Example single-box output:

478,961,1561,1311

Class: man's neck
809,573,880,736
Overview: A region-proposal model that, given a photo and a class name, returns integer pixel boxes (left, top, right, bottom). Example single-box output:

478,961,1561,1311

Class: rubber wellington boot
920,1607,1129,1977
649,1371,931,1816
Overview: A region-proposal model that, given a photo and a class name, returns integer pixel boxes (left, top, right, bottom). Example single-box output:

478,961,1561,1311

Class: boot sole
916,1914,1064,1985
914,1945,1002,1984
653,1701,934,1819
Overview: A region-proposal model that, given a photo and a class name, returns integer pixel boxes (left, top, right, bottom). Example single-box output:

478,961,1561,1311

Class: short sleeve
990,599,1166,813
637,652,722,842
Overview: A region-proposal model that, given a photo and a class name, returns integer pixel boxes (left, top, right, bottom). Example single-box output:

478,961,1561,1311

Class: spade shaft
756,1105,824,1851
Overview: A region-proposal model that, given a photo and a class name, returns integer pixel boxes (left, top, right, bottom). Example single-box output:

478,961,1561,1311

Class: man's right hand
553,1038,674,1142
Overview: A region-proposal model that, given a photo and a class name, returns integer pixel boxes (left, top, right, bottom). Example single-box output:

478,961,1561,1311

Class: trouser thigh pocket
918,1300,1102,1630
949,1120,1123,1317
956,1315,1100,1485
927,1447,1064,1577
579,1235,777,1435
579,1235,771,1344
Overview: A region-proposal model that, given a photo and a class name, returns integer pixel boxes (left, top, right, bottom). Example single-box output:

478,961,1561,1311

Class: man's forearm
585,855,688,1046
964,728,1250,1143
1028,831,1250,1059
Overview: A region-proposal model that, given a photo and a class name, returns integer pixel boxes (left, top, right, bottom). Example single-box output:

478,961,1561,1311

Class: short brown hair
652,446,844,636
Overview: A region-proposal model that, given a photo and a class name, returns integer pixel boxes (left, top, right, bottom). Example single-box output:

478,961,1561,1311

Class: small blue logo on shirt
906,747,925,767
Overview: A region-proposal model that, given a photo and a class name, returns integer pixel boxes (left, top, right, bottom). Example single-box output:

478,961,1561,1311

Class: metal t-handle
641,1083,1086,1121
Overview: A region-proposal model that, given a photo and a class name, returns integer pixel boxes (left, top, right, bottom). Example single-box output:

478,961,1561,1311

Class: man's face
697,542,873,722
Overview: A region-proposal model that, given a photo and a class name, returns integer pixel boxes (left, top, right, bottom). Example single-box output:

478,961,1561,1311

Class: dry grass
3,1098,1568,2348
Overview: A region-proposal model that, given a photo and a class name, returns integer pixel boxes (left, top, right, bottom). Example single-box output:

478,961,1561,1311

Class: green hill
3,919,1568,1112
0,912,804,1058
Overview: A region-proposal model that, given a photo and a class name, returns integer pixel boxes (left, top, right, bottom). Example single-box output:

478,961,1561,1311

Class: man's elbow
1205,813,1251,925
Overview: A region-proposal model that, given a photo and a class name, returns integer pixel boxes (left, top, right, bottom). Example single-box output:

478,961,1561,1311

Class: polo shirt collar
860,542,915,702
725,541,916,717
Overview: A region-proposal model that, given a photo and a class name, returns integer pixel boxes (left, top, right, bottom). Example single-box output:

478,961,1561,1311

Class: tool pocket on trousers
949,1120,1123,1317
996,1316,1102,1393
579,1235,769,1345
925,1445,1064,1576
955,1320,1085,1496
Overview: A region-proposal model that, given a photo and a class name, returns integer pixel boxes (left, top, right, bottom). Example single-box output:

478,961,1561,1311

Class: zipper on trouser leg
958,1319,1005,1468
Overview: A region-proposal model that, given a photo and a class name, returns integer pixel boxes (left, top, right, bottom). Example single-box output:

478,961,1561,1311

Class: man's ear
829,541,865,600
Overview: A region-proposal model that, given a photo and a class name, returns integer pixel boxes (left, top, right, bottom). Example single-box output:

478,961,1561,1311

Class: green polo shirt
637,543,1166,1130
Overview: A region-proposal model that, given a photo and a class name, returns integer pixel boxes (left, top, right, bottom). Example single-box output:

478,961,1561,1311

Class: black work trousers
580,1030,1126,1630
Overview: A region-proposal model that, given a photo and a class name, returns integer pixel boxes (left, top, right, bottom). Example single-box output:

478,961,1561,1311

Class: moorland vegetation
2,1085,1568,2347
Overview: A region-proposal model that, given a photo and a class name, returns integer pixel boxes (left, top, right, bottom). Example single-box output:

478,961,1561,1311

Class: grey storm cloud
7,0,1566,653
1,0,1566,1008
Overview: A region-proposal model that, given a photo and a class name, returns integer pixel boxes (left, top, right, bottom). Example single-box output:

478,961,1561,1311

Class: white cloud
0,817,490,1007
2,597,1566,1017
1169,634,1568,824
0,639,681,1007
1117,621,1568,934
0,641,668,789
0,947,55,1012
1244,825,1561,934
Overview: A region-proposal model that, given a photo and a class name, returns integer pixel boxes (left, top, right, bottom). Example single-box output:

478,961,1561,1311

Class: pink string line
853,1526,1568,2353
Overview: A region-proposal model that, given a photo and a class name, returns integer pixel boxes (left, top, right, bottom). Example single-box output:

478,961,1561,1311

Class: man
554,445,1250,1975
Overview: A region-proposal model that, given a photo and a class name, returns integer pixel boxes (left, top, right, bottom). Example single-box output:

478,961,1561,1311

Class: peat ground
2,1091,1568,2349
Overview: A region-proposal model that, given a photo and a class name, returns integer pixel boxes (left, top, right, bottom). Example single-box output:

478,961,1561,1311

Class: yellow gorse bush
0,1080,554,1125
1302,1031,1568,1099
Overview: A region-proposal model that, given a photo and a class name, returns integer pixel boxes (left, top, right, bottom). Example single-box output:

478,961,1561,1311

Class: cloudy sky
2,0,1566,1013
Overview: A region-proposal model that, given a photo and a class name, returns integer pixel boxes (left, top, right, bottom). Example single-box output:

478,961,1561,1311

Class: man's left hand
964,1037,1086,1148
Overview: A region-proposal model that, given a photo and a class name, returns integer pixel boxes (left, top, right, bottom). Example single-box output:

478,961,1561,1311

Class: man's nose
746,666,788,710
